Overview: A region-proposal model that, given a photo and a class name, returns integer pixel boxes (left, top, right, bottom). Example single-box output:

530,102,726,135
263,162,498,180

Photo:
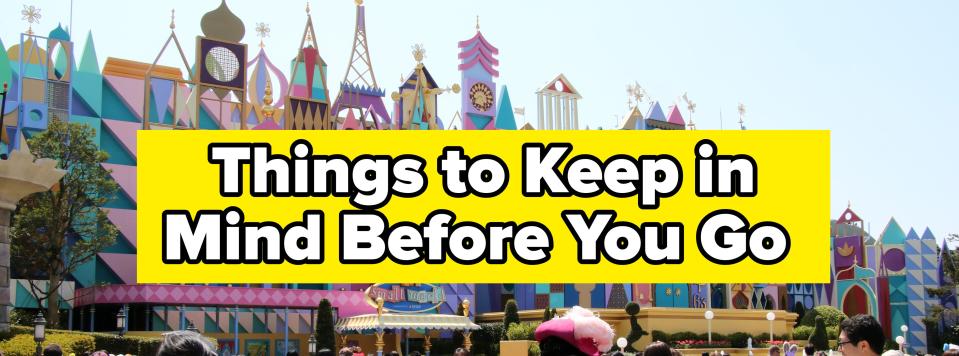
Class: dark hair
157,331,217,356
670,349,683,356
769,345,781,355
453,348,471,356
390,351,400,356
839,314,885,354
540,336,588,356
42,344,63,356
338,347,353,356
644,341,673,356
409,352,422,356
317,349,335,356
944,350,959,356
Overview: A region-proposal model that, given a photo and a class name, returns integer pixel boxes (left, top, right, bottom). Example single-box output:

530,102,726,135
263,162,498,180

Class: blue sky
3,0,957,242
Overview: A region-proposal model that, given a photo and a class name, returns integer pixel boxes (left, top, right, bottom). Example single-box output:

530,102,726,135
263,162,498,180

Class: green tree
316,299,336,350
624,302,647,352
793,302,806,327
503,299,520,338
10,118,118,327
809,316,829,351
542,306,552,322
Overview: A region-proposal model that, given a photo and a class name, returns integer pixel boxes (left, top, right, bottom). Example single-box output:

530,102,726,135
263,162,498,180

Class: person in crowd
787,344,800,356
535,306,615,356
338,347,353,356
316,349,334,356
389,351,400,356
642,341,673,356
408,352,421,356
43,344,63,356
670,348,683,356
769,345,781,356
804,345,815,356
156,330,217,356
453,348,470,356
838,315,885,356
881,350,904,356
944,349,959,356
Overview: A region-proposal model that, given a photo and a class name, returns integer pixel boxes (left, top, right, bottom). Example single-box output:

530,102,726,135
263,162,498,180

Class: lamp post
705,310,715,344
766,312,776,345
116,308,127,337
308,334,317,356
617,337,628,353
900,325,909,353
34,311,46,356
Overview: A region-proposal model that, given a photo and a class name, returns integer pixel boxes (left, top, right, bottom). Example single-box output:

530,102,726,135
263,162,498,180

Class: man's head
339,347,353,356
157,331,217,356
838,315,885,356
43,344,63,356
804,345,815,356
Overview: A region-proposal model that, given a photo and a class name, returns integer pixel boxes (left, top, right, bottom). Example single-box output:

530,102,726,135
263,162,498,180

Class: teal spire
494,86,517,130
0,37,11,90
78,31,100,74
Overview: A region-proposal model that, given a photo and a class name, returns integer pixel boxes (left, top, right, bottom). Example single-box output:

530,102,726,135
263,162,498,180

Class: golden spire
355,0,363,5
255,22,270,48
306,1,311,15
21,5,41,35
170,9,176,30
262,79,275,120
476,15,480,31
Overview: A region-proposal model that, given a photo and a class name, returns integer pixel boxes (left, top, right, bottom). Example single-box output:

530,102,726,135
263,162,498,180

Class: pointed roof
646,101,667,122
342,2,379,88
252,119,281,130
99,253,136,284
520,122,534,130
457,30,499,77
446,111,462,130
921,227,935,241
836,206,863,224
494,86,517,130
879,217,906,245
906,228,920,241
538,74,582,98
666,104,686,126
79,31,100,74
621,106,644,130
341,110,363,130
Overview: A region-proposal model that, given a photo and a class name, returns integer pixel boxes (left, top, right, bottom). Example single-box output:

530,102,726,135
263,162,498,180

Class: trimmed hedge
3,325,207,356
0,333,95,356
800,306,847,328
473,323,504,356
650,330,791,349
506,322,541,341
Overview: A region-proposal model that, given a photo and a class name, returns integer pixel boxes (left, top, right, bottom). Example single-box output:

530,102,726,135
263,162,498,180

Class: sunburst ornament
21,5,41,35
255,22,270,47
412,44,426,63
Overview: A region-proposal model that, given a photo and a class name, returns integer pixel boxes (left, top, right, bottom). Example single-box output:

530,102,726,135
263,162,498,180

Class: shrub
793,325,815,340
809,316,830,351
473,323,504,356
0,333,95,356
507,322,541,341
528,342,541,356
800,306,847,328
728,332,752,348
671,332,698,342
826,326,839,340
652,330,671,343
503,300,520,337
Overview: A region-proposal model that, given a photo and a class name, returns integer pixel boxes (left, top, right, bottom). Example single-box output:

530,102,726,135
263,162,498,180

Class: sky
2,0,957,244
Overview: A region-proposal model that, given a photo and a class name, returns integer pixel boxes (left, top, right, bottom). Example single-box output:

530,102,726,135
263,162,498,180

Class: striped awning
334,314,480,333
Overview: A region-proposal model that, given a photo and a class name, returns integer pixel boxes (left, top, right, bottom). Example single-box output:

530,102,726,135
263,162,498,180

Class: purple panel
884,248,906,272
833,235,863,271
199,38,246,90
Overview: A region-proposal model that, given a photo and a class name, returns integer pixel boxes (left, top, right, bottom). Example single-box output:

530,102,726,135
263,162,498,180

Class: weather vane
683,92,697,130
256,22,270,47
738,102,746,130
476,15,480,31
169,9,176,30
21,5,41,35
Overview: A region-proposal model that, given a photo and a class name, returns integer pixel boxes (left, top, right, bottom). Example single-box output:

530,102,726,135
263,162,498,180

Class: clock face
205,46,240,82
469,83,493,112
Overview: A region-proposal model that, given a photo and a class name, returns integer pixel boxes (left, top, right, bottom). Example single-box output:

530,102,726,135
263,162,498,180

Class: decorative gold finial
476,15,480,31
412,44,425,64
170,9,176,30
375,297,385,316
306,1,311,15
461,299,470,317
21,5,41,35
355,0,363,6
255,22,270,48
262,79,275,119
